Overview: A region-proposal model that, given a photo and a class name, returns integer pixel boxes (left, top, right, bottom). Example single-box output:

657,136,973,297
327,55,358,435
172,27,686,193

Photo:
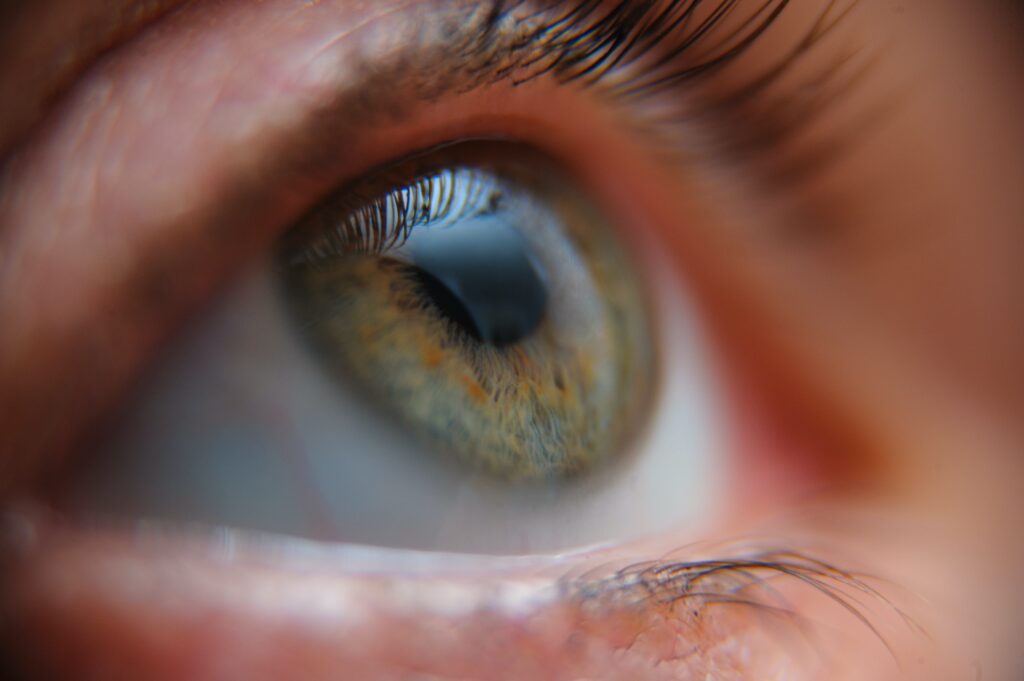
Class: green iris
279,144,654,482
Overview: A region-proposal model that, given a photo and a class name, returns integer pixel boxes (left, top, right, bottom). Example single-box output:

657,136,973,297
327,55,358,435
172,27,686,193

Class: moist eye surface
279,142,657,482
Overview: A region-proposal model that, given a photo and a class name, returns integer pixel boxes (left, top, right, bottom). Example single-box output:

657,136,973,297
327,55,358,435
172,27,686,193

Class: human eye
3,1,1024,680
54,134,728,552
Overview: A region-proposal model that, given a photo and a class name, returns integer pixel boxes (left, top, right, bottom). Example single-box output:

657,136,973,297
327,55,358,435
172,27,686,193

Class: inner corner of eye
278,141,659,483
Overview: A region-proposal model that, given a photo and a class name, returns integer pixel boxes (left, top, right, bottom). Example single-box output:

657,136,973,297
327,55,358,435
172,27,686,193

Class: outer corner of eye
46,139,796,555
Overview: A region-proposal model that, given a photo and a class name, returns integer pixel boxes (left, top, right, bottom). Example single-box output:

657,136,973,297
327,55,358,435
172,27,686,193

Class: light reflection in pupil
401,214,548,347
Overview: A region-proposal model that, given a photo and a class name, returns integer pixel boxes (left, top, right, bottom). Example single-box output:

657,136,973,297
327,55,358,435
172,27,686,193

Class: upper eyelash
287,167,501,263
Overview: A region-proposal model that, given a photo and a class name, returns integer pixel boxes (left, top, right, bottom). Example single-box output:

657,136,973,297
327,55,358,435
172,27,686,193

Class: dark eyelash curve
450,0,875,181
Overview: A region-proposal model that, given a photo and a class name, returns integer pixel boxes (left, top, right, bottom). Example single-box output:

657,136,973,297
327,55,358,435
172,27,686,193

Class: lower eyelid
0,511,915,681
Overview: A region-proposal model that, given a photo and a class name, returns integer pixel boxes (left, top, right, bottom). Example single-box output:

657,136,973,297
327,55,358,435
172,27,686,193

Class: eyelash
571,547,912,663
0,3,922,672
286,167,499,261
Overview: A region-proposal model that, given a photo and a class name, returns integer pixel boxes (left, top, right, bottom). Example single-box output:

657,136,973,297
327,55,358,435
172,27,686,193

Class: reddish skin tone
1,0,1023,679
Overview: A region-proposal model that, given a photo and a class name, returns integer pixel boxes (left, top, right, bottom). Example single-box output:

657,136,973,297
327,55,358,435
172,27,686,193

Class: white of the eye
71,251,726,555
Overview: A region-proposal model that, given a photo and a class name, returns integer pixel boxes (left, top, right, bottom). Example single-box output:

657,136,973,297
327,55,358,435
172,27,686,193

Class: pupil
405,214,548,347
409,267,483,342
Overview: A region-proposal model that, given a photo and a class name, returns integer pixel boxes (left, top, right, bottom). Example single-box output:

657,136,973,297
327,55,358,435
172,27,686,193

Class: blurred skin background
1,0,1023,679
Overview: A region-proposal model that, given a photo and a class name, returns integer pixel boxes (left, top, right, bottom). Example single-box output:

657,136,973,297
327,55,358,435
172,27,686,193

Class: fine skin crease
1,1,1024,679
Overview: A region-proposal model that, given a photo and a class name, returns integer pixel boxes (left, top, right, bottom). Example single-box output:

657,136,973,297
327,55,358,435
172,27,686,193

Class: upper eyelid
0,0,866,491
0,0,692,492
0,0,866,282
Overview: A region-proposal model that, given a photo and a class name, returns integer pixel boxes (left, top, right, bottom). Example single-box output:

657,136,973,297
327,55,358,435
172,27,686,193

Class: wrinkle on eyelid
304,0,422,60
0,513,933,681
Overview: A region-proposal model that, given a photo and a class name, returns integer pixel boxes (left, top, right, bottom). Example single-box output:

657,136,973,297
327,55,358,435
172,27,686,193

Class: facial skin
1,1,1023,679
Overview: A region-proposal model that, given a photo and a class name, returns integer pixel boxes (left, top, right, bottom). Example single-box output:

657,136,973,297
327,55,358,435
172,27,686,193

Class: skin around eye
4,0,1024,680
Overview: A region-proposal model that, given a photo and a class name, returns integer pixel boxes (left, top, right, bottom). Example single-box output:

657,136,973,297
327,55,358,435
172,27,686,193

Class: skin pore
1,1,1024,679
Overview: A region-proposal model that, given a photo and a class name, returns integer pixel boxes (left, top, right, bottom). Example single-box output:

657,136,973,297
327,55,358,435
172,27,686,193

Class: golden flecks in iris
422,346,444,369
460,375,488,404
293,257,625,480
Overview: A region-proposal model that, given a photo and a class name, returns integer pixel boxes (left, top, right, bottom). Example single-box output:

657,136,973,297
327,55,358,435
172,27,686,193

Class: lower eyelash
569,547,914,667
